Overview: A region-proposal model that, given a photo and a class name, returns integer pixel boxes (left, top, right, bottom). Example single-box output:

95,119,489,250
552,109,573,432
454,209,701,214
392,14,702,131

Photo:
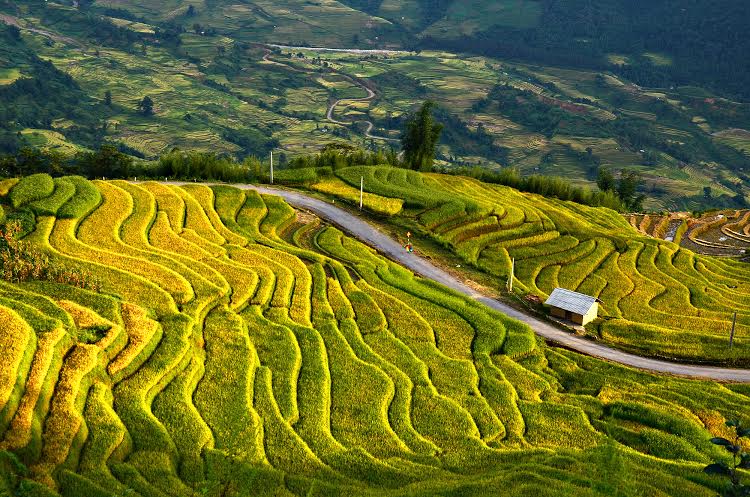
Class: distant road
325,83,398,142
326,84,399,143
226,184,750,383
260,46,398,142
326,86,374,124
0,14,80,46
267,44,409,55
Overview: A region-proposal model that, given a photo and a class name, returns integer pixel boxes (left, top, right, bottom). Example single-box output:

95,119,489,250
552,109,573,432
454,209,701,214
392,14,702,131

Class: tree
596,166,616,192
16,148,45,176
597,167,646,211
704,420,750,496
0,156,14,177
704,186,713,198
138,96,154,116
7,25,21,41
193,23,202,35
243,156,262,181
401,101,443,171
42,149,66,176
186,5,196,16
77,144,132,179
104,90,112,106
617,169,646,211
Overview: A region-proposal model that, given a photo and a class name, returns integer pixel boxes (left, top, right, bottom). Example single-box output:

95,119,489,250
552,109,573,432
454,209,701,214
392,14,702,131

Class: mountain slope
1,0,749,210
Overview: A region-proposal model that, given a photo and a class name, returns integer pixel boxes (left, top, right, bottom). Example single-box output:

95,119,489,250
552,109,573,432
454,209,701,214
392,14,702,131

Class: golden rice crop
30,344,99,486
51,218,193,306
180,185,248,246
172,186,226,245
1,177,748,496
0,178,19,197
107,303,160,378
311,179,403,216
0,328,69,451
140,182,186,231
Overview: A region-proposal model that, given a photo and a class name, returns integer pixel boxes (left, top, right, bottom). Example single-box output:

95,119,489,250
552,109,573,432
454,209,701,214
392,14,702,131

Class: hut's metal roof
544,288,598,316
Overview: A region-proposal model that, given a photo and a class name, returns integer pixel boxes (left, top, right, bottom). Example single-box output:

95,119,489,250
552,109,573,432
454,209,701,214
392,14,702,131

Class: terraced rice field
714,128,750,154
682,210,750,257
626,213,687,243
1,174,749,495
333,166,750,363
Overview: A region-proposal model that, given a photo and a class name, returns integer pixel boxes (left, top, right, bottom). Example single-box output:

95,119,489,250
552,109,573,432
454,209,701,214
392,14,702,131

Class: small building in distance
544,288,599,326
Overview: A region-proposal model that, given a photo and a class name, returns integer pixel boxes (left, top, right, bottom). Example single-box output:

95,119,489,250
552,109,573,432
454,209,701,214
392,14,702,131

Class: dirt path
0,14,81,47
219,184,750,382
262,46,398,143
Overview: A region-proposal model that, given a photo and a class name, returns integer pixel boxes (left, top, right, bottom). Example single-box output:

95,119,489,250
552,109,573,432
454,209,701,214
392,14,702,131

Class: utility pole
730,312,738,348
360,176,363,210
507,258,514,293
270,151,274,185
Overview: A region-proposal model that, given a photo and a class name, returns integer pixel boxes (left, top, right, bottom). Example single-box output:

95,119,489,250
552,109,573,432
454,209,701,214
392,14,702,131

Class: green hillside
0,0,749,211
0,174,748,495
369,0,750,101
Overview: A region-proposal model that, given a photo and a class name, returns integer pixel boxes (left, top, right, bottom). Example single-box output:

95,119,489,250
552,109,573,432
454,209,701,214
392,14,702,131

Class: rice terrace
2,0,750,496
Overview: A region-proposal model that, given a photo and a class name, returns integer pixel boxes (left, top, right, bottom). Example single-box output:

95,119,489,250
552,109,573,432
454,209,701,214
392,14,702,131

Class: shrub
286,145,400,170
28,177,76,217
446,166,627,211
57,177,102,219
9,174,54,209
0,222,100,290
158,150,251,183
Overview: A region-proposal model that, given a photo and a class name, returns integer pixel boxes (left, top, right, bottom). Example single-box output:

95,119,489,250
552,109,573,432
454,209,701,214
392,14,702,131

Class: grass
0,178,748,495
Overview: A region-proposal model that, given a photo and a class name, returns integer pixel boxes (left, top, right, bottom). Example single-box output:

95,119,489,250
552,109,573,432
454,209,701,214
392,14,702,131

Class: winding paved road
262,45,398,142
234,184,750,382
325,76,399,143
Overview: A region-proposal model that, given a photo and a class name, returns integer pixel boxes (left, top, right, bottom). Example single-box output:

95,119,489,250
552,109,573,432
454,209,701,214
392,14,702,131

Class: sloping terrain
0,174,748,495
1,1,749,210
323,166,750,363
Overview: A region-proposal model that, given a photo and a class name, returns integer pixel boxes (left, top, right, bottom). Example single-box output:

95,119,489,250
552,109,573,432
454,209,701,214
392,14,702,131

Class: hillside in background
376,0,750,101
0,0,749,211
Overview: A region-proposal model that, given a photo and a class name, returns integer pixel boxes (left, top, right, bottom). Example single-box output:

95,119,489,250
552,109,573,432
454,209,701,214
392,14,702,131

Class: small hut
544,288,599,326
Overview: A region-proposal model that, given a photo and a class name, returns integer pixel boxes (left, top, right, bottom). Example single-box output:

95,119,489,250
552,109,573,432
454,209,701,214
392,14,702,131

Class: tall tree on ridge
402,101,443,171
